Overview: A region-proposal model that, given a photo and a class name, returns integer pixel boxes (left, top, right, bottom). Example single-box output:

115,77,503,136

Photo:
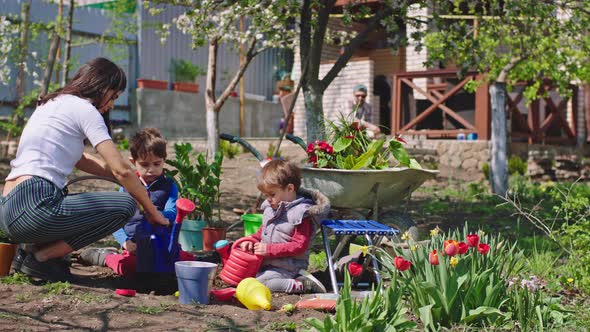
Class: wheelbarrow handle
286,134,307,151
219,133,265,162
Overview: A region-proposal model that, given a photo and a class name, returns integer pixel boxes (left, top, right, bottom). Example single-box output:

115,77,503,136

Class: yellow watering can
236,278,272,310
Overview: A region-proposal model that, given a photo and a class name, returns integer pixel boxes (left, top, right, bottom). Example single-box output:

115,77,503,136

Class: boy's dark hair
257,159,301,191
129,128,167,160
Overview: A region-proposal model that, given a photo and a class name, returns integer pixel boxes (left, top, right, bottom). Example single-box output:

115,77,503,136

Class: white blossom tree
0,16,18,86
148,0,298,158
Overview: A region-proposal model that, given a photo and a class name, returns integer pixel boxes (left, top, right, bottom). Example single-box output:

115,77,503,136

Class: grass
74,292,110,304
43,281,73,296
0,273,32,285
137,303,171,315
0,311,19,320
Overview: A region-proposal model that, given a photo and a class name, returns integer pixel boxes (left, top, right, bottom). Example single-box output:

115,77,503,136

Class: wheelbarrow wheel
378,211,420,242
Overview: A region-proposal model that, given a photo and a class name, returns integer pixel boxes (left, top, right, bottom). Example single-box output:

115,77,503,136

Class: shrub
508,155,527,176
219,140,240,159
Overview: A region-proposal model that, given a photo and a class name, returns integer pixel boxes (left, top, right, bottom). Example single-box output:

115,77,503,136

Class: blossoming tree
424,0,590,195
149,0,298,158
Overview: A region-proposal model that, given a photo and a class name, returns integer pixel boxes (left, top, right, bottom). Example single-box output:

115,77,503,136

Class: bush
219,140,240,159
508,155,527,176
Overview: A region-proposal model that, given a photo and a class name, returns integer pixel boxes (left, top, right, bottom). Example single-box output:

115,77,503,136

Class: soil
0,143,496,331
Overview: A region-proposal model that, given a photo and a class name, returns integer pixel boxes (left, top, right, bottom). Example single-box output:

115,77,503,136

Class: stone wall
134,88,284,139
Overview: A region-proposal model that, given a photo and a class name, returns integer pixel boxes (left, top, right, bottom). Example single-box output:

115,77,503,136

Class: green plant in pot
166,143,225,252
169,59,206,93
0,229,17,277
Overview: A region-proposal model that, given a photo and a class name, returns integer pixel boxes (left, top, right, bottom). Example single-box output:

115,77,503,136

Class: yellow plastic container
236,277,272,310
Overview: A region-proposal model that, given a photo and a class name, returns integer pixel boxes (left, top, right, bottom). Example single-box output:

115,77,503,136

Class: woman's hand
239,240,254,252
253,242,267,256
145,210,170,226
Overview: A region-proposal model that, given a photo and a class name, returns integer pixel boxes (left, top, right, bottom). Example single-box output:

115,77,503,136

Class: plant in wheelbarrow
300,114,438,241
166,142,225,252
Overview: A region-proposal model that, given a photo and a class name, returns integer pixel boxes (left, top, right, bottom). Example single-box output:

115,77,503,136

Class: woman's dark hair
38,57,127,108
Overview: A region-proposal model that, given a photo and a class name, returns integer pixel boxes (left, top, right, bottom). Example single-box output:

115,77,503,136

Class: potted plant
137,78,169,90
169,59,206,93
166,143,225,252
0,230,17,276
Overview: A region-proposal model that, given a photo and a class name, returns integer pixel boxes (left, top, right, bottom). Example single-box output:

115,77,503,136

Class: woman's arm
95,139,168,226
75,152,114,178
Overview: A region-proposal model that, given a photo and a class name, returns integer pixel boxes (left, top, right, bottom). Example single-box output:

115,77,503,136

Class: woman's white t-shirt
6,94,111,188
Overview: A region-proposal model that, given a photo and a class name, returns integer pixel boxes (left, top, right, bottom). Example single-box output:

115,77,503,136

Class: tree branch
299,0,312,76
214,38,258,111
308,0,336,83
320,6,394,90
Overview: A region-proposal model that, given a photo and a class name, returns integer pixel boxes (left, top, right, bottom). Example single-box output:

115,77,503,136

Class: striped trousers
0,176,135,250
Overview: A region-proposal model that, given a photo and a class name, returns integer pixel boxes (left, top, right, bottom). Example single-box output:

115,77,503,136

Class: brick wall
406,4,429,100
293,58,376,138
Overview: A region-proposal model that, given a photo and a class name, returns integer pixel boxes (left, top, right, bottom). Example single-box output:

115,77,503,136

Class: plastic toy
218,238,263,286
236,278,271,310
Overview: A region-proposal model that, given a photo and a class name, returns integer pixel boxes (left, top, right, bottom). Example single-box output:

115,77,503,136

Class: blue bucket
175,261,218,305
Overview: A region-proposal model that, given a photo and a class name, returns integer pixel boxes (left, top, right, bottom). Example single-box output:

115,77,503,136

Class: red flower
348,262,363,277
345,135,354,139
429,250,439,265
444,240,459,257
394,256,412,271
478,243,490,255
395,135,407,144
458,242,469,255
466,234,480,247
306,143,315,153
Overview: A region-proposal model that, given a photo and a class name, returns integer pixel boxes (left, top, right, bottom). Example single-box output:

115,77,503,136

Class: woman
0,58,169,281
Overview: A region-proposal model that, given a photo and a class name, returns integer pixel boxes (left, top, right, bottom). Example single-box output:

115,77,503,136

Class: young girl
238,160,330,293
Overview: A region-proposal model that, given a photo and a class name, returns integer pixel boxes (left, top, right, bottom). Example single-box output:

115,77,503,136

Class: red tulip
429,250,439,265
348,262,363,277
444,240,459,256
478,243,490,255
458,242,469,255
466,234,480,247
394,256,412,271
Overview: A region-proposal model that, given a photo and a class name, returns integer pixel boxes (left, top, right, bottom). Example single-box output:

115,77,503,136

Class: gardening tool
218,238,263,286
236,277,272,310
137,198,195,273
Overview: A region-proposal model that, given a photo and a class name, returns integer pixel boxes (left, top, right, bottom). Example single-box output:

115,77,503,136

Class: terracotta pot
172,82,199,93
0,243,17,276
137,79,168,90
201,227,226,251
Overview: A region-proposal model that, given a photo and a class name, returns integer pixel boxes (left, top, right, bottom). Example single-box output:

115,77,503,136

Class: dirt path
0,146,327,331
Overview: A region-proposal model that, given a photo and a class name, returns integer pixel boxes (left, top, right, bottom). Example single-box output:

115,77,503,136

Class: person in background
341,84,381,137
0,58,169,282
277,79,295,135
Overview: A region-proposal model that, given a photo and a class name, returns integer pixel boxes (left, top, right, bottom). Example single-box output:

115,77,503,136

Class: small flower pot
172,82,199,93
0,242,17,276
137,79,169,90
202,227,226,251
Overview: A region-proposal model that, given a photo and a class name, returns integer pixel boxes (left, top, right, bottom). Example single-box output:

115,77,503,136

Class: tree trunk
61,0,74,85
489,82,508,196
15,0,31,101
40,33,61,97
303,84,325,143
205,39,219,160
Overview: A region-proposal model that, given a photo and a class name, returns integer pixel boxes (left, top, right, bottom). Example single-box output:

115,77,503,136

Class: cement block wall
134,88,284,139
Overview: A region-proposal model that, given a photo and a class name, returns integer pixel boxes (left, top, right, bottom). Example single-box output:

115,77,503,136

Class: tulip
458,242,469,254
348,262,363,277
478,243,490,255
394,256,412,271
444,240,459,256
466,234,479,247
429,250,439,265
450,256,459,267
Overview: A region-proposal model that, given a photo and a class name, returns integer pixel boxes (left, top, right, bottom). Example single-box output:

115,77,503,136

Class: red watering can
219,237,263,286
